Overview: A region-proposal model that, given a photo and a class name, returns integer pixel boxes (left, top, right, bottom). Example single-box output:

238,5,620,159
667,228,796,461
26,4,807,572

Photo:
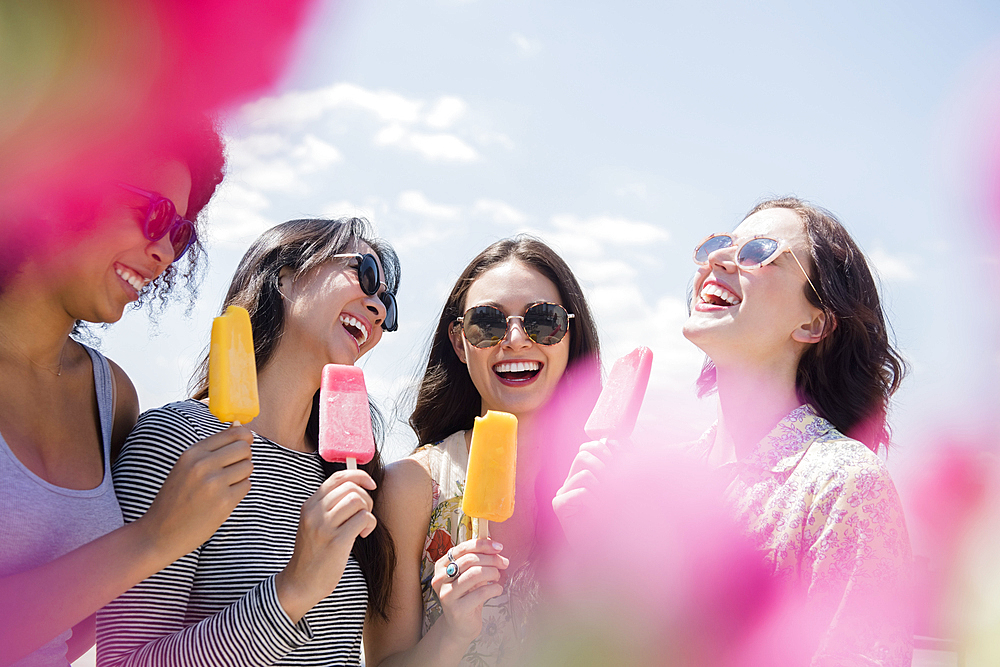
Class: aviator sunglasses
332,253,398,332
119,184,197,260
456,302,574,349
693,234,823,303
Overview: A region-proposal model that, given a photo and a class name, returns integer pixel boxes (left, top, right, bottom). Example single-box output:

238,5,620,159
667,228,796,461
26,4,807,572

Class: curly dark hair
132,116,226,313
190,216,400,620
696,197,907,454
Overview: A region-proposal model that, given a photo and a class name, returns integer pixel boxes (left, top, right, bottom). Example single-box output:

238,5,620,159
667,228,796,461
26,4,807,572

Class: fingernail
492,541,503,551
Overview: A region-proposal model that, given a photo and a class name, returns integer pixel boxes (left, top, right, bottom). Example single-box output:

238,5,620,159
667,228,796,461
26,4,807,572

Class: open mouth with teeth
699,282,742,307
115,265,149,293
493,360,542,383
340,314,370,347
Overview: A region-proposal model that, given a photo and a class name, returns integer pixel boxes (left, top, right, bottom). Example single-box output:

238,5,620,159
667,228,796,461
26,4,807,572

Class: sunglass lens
464,306,507,348
524,303,569,345
737,238,779,267
144,198,176,241
357,255,381,295
695,235,733,263
169,221,195,259
380,292,398,332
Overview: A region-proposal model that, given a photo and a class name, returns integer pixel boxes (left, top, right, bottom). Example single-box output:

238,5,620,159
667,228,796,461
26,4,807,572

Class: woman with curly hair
0,120,256,666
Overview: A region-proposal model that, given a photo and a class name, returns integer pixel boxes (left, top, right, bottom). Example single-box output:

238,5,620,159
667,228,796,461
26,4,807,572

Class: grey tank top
0,344,124,667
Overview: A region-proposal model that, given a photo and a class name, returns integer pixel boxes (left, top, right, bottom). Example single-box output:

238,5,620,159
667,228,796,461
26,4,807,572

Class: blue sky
100,0,1000,550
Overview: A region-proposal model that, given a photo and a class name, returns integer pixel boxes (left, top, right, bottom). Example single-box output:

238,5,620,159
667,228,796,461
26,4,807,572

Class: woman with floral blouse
684,197,911,664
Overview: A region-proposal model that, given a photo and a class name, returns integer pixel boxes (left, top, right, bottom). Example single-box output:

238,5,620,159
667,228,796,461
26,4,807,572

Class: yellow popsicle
209,305,259,424
462,410,517,525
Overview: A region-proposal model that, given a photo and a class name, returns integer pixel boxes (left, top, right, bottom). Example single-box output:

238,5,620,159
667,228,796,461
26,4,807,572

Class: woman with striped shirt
96,217,400,666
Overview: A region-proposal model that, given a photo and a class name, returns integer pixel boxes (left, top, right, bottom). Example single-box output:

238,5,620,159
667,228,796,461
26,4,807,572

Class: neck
0,273,77,372
711,360,802,464
250,344,323,452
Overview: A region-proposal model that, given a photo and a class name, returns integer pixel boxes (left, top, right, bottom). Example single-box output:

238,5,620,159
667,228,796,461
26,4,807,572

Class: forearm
0,518,170,665
97,575,311,667
372,620,474,667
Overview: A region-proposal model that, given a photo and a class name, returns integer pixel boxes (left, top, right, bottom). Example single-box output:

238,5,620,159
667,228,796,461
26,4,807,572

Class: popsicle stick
346,457,357,470
472,518,489,540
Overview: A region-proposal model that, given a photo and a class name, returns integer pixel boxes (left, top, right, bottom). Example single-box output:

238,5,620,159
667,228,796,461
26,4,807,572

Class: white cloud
321,199,379,222
869,247,917,282
375,125,478,162
237,83,481,164
291,134,342,172
226,133,342,193
551,214,669,245
241,83,424,127
511,33,542,57
397,190,462,220
425,96,468,129
472,199,527,226
205,182,274,243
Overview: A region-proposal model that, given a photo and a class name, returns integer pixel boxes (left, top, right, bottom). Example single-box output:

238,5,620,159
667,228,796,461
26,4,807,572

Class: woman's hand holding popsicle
136,424,254,561
552,438,615,546
275,469,377,623
430,538,508,643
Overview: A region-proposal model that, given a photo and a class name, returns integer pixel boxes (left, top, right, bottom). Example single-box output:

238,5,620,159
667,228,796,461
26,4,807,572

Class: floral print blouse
693,404,913,666
409,431,522,667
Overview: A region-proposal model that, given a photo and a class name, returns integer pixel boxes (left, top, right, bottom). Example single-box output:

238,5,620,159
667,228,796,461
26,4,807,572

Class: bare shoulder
380,457,434,519
106,357,139,463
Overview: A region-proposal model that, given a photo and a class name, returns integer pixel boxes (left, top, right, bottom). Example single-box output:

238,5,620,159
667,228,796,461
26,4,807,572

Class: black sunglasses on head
332,253,398,331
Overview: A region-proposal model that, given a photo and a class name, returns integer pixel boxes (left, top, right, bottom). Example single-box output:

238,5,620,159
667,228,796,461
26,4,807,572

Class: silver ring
445,561,459,578
446,548,456,564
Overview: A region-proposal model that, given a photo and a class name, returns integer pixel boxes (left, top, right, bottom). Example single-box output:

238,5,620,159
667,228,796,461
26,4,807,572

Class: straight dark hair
409,235,601,445
697,197,906,454
190,217,400,620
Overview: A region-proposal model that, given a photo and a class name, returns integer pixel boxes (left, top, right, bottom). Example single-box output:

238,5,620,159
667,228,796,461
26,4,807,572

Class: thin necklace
0,329,66,377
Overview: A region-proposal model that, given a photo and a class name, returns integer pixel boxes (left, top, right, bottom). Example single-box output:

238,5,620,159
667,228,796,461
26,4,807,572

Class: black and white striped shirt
96,399,368,666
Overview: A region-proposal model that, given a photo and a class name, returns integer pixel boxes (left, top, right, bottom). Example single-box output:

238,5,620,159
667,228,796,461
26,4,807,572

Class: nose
706,245,737,273
501,316,532,350
146,234,176,273
364,293,386,328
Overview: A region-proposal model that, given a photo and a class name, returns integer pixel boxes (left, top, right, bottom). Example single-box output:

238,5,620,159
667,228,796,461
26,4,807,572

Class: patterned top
410,432,523,667
692,404,913,666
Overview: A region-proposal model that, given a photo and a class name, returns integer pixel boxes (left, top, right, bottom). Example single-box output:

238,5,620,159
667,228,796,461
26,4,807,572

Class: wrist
119,517,175,576
274,569,315,625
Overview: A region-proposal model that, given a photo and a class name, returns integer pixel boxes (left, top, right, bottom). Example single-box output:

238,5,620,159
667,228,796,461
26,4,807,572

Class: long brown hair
190,217,400,620
409,235,601,445
697,197,906,454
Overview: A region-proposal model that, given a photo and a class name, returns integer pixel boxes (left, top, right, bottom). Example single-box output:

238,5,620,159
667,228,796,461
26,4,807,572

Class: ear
448,321,468,365
792,309,835,345
277,266,294,299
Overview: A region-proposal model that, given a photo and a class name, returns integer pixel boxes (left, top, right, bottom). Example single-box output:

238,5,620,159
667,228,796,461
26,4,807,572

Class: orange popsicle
209,305,259,424
462,410,517,537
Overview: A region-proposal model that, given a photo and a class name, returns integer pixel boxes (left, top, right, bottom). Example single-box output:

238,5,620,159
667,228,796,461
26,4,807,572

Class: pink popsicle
584,347,654,440
319,364,375,469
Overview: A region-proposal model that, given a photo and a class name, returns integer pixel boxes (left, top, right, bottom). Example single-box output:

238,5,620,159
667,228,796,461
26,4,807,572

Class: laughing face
278,246,388,367
45,159,191,324
683,207,826,369
450,259,570,419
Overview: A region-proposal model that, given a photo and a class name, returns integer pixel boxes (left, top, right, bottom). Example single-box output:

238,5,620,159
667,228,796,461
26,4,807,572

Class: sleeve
95,405,314,667
803,452,913,667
